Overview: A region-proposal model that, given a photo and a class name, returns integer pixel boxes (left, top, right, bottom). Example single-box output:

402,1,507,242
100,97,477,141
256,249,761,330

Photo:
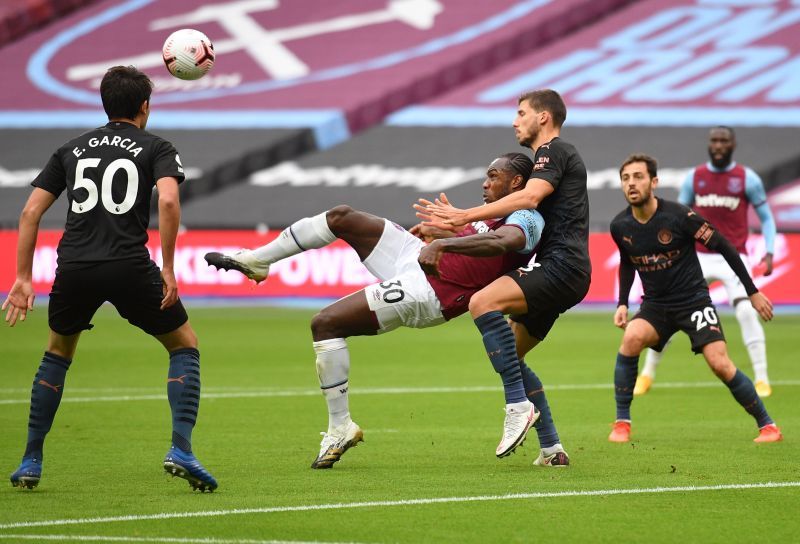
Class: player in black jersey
416,89,590,466
608,154,781,444
2,66,218,491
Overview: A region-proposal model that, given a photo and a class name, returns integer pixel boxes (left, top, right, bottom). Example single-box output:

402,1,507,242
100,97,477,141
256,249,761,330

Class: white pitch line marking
0,536,367,544
1,380,799,405
1,482,798,530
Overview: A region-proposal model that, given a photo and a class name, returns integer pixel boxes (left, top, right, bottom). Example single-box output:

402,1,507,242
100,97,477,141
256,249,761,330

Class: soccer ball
162,29,215,80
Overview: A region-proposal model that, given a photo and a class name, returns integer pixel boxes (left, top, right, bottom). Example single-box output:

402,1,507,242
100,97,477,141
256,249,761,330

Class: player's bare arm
2,188,56,327
416,178,554,227
156,176,181,310
417,225,525,277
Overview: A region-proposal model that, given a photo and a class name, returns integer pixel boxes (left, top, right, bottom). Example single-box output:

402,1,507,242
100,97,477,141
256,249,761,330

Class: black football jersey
32,122,185,269
611,199,722,305
531,137,591,276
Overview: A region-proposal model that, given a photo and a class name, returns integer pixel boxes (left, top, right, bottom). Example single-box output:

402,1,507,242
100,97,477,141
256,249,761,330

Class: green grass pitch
1,305,798,543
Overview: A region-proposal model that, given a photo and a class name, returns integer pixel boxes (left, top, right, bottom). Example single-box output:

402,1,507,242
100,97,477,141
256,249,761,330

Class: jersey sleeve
610,221,635,307
505,209,545,254
677,170,695,206
531,142,565,189
682,207,758,296
153,139,186,184
745,167,776,254
31,151,67,197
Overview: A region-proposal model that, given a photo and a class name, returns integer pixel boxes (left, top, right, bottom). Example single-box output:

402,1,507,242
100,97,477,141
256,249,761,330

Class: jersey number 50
71,158,139,215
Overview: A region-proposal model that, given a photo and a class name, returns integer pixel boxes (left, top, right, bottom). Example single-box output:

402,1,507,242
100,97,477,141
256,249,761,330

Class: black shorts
508,262,591,341
49,259,188,336
633,298,725,354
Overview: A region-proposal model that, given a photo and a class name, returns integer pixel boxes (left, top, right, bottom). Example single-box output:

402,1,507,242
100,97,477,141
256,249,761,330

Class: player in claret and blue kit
608,154,781,445
206,153,547,469
3,66,217,491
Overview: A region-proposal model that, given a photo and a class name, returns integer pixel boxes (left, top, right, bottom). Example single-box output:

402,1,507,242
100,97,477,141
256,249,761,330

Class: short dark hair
518,89,567,128
619,153,658,179
499,152,534,182
710,125,736,140
100,66,153,120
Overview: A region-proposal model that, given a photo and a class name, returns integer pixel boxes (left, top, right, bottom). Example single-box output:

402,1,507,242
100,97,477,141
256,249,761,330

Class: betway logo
250,162,692,191
694,194,741,211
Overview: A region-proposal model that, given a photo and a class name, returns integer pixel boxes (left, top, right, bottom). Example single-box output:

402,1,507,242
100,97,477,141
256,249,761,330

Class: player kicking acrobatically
635,127,777,398
206,153,545,468
608,154,781,444
417,90,590,467
3,66,217,491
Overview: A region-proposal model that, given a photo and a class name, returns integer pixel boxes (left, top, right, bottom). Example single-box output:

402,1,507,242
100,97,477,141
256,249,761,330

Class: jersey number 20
691,307,719,331
71,158,139,215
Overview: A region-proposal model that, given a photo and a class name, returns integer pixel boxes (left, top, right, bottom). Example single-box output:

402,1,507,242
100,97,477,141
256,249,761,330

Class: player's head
619,154,659,207
100,66,153,127
483,153,533,203
514,89,567,147
708,126,736,168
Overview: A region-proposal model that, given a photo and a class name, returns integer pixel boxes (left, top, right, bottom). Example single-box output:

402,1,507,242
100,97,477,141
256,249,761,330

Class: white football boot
311,420,364,469
496,400,539,458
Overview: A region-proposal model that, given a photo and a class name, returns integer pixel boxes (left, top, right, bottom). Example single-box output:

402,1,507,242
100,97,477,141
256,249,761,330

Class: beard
708,148,733,168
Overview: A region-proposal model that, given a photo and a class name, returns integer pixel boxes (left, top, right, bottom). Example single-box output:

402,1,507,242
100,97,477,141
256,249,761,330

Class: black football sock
167,348,201,453
726,369,773,428
24,352,71,459
520,360,559,448
614,353,639,421
474,311,527,404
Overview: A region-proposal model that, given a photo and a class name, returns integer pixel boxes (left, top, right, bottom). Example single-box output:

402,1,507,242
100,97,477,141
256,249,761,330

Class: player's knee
468,290,498,317
311,309,345,341
620,331,647,356
325,205,357,234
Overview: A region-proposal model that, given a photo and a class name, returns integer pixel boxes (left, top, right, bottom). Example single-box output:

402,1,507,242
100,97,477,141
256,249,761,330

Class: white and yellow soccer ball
162,29,215,80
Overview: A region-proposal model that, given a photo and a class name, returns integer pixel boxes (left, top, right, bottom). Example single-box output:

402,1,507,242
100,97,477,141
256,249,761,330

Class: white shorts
362,220,445,333
698,251,751,304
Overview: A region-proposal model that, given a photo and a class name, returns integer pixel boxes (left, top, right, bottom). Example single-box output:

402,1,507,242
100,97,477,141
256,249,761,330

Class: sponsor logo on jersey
622,235,633,245
629,249,681,272
694,194,741,211
658,229,673,245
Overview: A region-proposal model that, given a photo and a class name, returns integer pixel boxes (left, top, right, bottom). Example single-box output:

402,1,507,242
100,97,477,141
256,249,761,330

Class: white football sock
253,212,336,264
735,300,769,383
313,338,351,431
641,348,663,379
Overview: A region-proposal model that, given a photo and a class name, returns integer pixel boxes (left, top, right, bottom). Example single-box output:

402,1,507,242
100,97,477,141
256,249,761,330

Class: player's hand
759,253,774,276
418,240,445,277
749,292,773,322
410,222,456,243
613,305,629,329
160,267,179,310
413,193,469,228
2,279,35,327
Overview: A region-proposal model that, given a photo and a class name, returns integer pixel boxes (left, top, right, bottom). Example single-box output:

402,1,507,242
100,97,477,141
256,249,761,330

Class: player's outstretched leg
205,211,338,283
609,352,638,443
163,348,217,491
10,352,71,489
635,344,668,396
